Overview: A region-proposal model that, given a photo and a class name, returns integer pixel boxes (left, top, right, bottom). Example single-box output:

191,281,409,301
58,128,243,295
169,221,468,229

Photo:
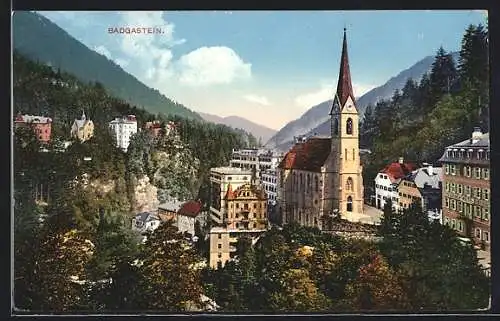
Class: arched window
345,149,348,160
346,177,353,191
333,118,339,135
315,176,319,192
307,174,311,193
347,196,353,212
292,172,297,192
299,173,303,189
353,148,355,160
346,118,353,135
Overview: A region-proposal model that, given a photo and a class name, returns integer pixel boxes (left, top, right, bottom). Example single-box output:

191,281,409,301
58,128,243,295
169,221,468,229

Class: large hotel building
439,128,490,250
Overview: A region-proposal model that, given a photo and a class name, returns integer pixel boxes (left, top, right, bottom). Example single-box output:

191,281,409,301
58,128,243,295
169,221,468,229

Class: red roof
380,162,417,182
278,137,331,172
178,200,202,218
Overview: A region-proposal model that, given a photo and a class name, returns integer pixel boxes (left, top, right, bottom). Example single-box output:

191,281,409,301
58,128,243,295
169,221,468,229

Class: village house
131,212,161,234
176,200,204,237
70,111,94,142
374,157,417,211
144,120,162,137
397,163,443,221
278,28,364,227
14,113,52,143
109,114,138,152
157,199,184,222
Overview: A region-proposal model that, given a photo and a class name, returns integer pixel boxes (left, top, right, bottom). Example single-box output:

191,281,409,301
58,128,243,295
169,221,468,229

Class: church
277,28,364,229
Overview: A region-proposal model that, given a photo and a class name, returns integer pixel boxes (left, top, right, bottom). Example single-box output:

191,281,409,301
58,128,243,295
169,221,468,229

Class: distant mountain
12,11,202,121
198,112,277,143
266,52,459,152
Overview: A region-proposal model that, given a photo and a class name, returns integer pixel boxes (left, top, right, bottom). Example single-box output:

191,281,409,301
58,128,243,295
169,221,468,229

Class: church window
299,173,303,188
345,149,348,160
334,118,339,135
307,174,311,193
347,196,353,212
346,177,353,191
315,176,319,192
346,118,353,135
353,148,355,160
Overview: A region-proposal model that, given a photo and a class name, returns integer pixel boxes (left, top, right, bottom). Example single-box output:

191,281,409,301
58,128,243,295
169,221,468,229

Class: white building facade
374,173,400,211
209,167,253,225
109,115,138,152
229,149,283,178
374,157,416,211
261,168,278,205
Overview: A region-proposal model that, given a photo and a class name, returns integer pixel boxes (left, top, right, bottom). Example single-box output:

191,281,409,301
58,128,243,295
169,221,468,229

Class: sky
37,10,487,130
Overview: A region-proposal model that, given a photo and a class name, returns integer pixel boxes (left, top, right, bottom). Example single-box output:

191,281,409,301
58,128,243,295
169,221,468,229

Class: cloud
473,9,488,18
177,46,252,86
114,58,130,68
116,11,184,84
243,94,271,106
94,45,112,59
295,82,377,108
114,12,250,87
295,84,334,108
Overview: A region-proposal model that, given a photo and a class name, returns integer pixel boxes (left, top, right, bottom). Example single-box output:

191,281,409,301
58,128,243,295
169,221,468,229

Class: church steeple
335,28,355,108
81,110,86,121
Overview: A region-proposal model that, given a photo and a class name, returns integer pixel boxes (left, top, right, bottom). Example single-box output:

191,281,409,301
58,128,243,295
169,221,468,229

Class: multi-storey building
277,28,364,227
261,168,278,205
209,167,253,225
71,111,94,142
14,113,52,143
229,148,282,178
374,157,416,211
109,115,138,152
209,183,268,268
439,128,490,250
397,163,443,219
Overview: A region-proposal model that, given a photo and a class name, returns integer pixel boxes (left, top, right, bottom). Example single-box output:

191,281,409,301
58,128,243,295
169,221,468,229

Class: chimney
472,127,482,143
398,157,404,164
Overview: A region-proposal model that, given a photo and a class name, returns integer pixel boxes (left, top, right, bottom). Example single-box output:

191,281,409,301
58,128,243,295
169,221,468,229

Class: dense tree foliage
203,205,489,313
13,51,255,312
360,23,489,185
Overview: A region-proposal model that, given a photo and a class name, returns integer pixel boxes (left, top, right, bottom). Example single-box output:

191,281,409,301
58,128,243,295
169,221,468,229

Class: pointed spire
335,28,355,107
81,110,86,121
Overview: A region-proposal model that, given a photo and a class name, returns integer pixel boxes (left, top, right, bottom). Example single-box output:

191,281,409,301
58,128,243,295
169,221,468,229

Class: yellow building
71,111,94,142
278,28,364,227
209,183,268,268
224,183,268,230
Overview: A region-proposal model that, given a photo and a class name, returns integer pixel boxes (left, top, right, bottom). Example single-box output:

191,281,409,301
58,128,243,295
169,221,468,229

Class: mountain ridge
266,51,459,152
198,112,277,143
12,11,202,121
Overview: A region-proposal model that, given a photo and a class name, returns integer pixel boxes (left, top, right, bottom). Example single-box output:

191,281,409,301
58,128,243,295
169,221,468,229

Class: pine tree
429,46,458,105
378,199,397,236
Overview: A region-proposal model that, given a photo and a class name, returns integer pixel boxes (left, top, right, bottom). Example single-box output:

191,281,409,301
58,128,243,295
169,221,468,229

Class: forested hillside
13,11,202,120
360,23,489,190
13,51,258,312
